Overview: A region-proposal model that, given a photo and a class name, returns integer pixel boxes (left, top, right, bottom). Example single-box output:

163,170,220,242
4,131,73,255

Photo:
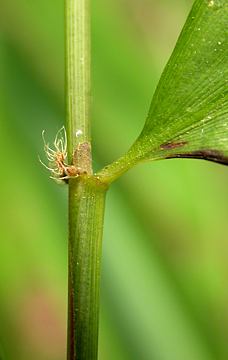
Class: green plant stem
65,0,91,162
65,0,108,358
68,177,107,360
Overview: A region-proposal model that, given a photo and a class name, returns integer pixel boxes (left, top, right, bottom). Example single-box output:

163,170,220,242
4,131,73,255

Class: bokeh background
1,0,228,359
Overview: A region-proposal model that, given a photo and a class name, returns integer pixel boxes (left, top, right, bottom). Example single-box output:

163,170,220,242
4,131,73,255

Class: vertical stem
65,0,107,359
68,178,107,360
65,0,91,163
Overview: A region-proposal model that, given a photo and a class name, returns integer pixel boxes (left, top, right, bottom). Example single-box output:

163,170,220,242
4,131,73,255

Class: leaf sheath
68,177,107,360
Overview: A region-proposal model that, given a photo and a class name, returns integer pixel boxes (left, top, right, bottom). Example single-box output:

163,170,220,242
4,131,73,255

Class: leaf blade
130,0,228,164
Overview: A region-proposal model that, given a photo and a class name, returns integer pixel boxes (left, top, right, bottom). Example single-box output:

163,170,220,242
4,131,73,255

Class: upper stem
65,0,91,163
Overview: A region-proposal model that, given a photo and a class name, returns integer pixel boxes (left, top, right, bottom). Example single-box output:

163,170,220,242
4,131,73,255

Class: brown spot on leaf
166,149,228,165
160,141,188,150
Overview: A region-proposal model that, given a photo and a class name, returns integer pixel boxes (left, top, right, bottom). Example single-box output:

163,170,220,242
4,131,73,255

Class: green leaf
98,0,228,183
132,0,228,163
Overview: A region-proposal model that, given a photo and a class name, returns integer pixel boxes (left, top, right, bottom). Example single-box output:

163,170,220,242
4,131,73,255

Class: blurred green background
1,0,228,359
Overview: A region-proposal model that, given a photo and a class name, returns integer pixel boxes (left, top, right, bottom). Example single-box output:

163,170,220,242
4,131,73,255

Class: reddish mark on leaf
160,141,188,150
